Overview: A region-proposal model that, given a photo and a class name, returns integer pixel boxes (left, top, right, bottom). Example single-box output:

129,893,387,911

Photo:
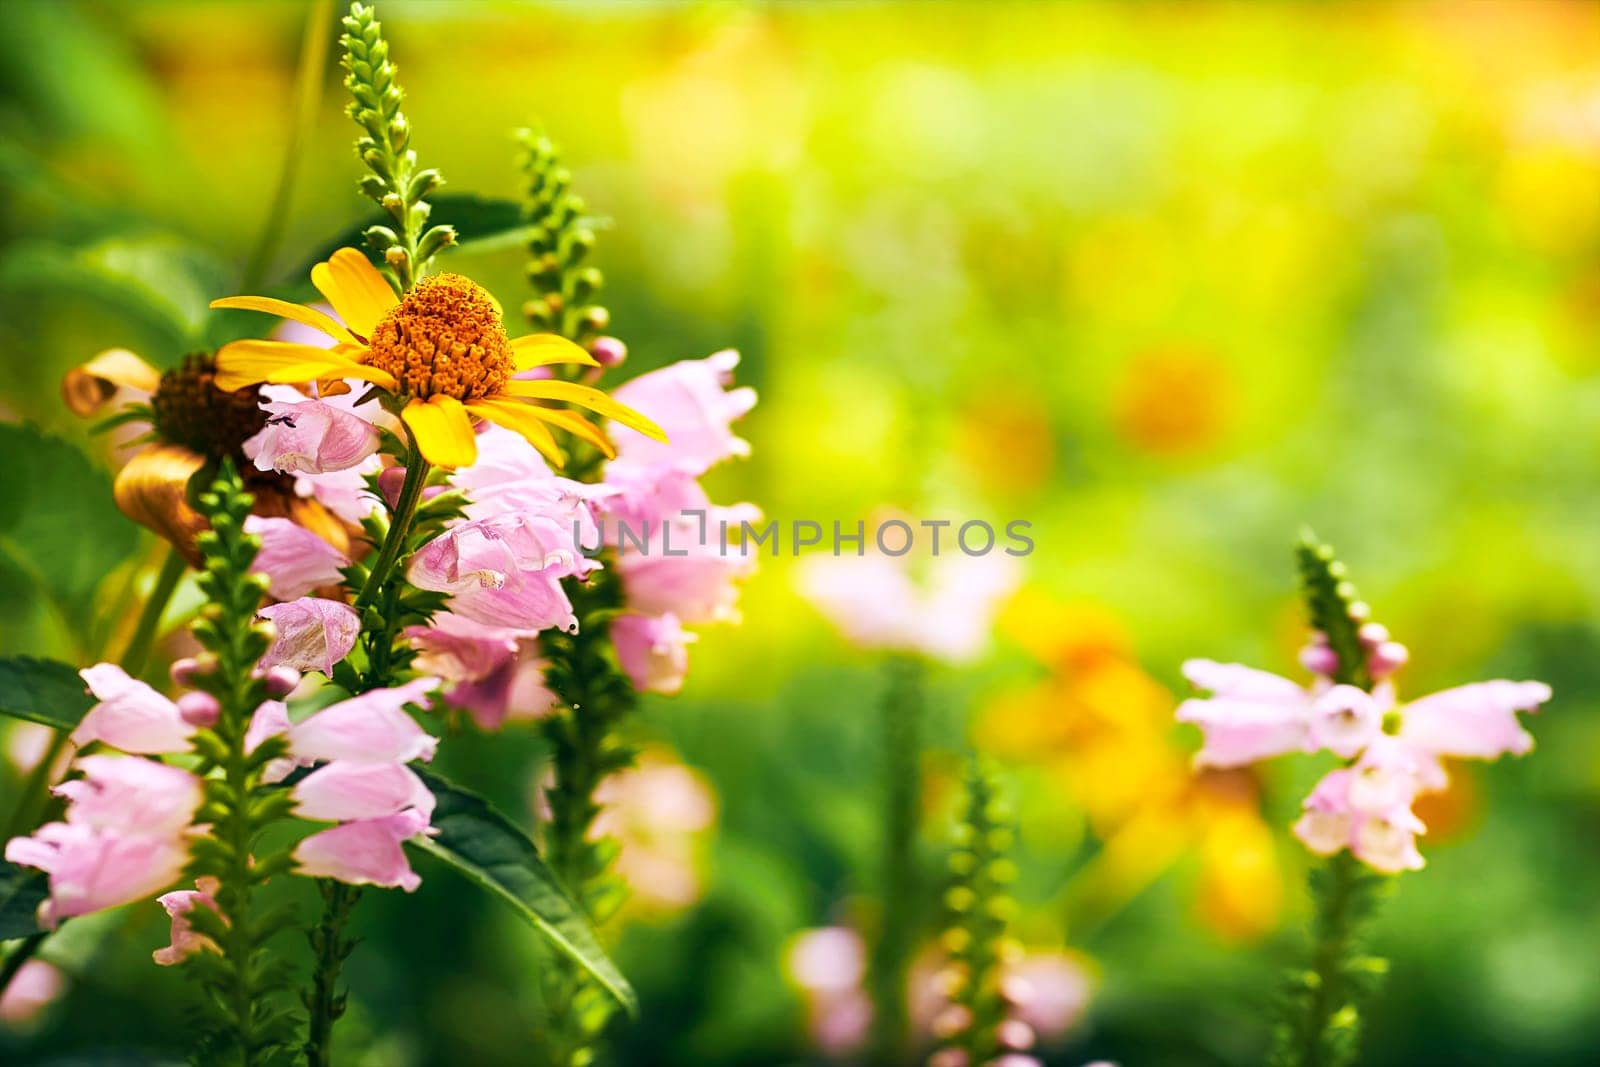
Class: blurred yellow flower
1111,346,1234,457
980,590,1283,941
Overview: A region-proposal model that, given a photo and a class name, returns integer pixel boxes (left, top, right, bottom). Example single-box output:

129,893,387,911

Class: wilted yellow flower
62,349,350,564
211,249,665,468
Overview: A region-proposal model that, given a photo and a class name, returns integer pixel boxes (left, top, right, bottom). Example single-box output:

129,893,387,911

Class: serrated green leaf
0,423,141,629
406,767,636,1016
0,655,92,730
0,858,48,939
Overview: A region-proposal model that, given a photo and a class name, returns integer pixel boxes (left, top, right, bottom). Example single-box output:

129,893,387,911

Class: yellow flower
210,249,666,468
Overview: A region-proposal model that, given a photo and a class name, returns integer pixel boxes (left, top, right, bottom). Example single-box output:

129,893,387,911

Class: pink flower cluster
1178,624,1551,873
399,350,760,719
5,665,204,928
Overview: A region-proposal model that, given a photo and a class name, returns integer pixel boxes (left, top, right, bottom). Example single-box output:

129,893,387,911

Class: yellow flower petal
112,444,209,565
209,296,359,346
466,398,567,467
402,395,479,468
529,406,615,459
62,349,162,417
509,333,599,370
213,339,397,392
310,248,398,338
500,379,667,442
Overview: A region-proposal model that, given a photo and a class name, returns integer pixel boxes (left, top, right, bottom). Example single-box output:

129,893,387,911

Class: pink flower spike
1398,680,1550,761
1307,684,1384,759
609,349,758,474
258,597,360,676
243,396,380,476
287,679,439,764
407,512,591,633
291,762,436,822
153,877,221,966
612,613,696,695
292,809,432,891
244,516,349,601
71,664,194,755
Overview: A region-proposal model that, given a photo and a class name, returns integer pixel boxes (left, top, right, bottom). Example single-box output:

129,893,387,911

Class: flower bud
379,466,409,509
996,1019,1036,1050
590,336,627,368
176,691,220,728
261,665,302,699
169,655,215,688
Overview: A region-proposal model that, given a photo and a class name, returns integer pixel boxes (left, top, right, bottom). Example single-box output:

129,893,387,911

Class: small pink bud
261,665,302,698
1368,640,1410,679
996,1019,1036,1050
590,336,627,368
932,1004,974,1039
1358,622,1390,647
1299,643,1340,677
175,691,220,728
379,467,409,510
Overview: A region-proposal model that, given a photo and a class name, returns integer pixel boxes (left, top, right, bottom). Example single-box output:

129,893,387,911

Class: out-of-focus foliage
1,2,1598,1065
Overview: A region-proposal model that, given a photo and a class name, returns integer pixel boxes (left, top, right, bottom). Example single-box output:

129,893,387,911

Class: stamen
365,274,513,401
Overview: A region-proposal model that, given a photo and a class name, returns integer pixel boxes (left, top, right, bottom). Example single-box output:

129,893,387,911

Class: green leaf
0,655,92,731
0,235,230,353
407,767,637,1016
0,858,48,940
0,423,141,629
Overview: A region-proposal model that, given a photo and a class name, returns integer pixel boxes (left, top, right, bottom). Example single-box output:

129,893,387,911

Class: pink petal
1399,680,1550,761
611,613,695,695
291,761,435,822
258,597,361,676
243,397,380,476
292,810,431,891
53,754,203,835
287,679,438,764
609,349,757,475
244,516,349,600
71,664,193,755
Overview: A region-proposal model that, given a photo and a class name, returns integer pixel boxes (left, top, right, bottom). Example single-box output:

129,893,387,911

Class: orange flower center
365,274,513,400
151,353,270,461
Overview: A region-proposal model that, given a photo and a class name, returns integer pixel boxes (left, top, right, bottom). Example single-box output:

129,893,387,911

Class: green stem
304,880,361,1067
868,655,923,1066
121,547,187,678
240,0,336,290
354,442,428,612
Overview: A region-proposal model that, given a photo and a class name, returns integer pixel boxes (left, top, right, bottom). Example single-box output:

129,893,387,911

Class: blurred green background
2,1,1599,1064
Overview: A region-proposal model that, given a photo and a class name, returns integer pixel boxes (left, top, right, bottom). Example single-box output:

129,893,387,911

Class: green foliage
933,759,1021,1067
1270,853,1392,1067
0,423,140,637
0,859,49,941
177,462,301,1065
407,767,637,1016
517,127,610,346
302,881,361,1067
339,1,455,291
1295,531,1371,691
0,655,93,731
297,194,531,279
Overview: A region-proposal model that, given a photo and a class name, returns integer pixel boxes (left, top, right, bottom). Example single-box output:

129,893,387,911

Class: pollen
365,274,514,401
152,352,270,461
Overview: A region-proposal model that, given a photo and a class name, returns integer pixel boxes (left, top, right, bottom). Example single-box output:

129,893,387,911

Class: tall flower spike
517,126,613,353
340,1,455,290
929,760,1041,1067
170,461,303,1063
1273,533,1390,1067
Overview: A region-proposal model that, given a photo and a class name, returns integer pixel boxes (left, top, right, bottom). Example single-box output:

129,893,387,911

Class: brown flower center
365,274,513,400
151,353,270,461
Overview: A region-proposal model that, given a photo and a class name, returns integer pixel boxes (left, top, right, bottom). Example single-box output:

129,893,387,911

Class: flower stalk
868,654,924,1065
